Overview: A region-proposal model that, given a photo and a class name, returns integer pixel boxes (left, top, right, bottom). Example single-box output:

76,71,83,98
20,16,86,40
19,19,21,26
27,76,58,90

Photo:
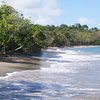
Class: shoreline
71,45,100,48
0,45,99,77
47,45,100,50
0,55,41,77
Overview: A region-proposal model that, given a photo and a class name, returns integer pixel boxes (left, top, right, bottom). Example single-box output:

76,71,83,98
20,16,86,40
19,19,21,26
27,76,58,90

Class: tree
60,24,68,29
0,4,100,55
81,25,88,30
0,4,34,54
73,23,81,29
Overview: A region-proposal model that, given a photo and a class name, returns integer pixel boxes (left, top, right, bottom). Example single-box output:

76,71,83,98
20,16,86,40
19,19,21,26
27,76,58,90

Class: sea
0,46,100,100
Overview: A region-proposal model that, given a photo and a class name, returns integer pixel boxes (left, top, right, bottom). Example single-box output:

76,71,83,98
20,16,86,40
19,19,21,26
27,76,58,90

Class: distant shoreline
71,45,100,48
47,45,100,49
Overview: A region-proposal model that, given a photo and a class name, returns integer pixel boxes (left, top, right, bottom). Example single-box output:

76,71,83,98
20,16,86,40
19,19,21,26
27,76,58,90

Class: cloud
97,24,100,27
78,17,96,25
78,17,100,28
33,15,53,25
1,0,62,25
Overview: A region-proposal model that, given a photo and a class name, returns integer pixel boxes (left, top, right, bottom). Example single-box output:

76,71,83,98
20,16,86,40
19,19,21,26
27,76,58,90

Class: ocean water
0,46,100,100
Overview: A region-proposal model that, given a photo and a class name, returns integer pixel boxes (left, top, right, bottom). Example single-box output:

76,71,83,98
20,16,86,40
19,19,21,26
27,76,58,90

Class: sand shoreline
71,45,100,48
47,45,100,50
0,45,99,77
73,95,100,100
0,55,41,77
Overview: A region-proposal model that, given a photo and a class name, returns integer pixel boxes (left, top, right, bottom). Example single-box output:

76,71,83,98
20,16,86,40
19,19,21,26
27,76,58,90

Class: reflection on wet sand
73,96,100,100
0,55,43,76
0,47,100,100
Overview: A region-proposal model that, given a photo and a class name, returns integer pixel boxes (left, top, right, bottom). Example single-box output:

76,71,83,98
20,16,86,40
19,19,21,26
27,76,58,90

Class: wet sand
73,96,100,100
0,56,41,77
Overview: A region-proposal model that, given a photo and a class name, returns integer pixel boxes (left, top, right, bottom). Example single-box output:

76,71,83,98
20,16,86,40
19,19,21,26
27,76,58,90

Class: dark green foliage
0,4,100,55
0,4,34,54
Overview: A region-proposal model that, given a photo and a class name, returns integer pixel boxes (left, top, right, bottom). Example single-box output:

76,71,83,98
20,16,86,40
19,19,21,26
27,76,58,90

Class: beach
0,46,100,100
0,56,41,77
73,96,100,100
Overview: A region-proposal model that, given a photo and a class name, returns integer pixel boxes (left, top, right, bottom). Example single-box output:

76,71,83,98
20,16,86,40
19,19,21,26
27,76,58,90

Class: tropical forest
0,4,100,55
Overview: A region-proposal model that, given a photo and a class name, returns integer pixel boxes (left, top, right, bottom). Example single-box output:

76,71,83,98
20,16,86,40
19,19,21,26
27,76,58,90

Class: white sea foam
41,48,100,74
46,48,78,54
49,50,100,62
41,62,77,73
0,72,20,79
0,47,100,100
0,47,100,80
68,87,100,91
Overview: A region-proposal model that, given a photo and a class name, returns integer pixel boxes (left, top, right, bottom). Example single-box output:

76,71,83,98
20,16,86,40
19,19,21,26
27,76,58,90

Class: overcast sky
1,0,100,28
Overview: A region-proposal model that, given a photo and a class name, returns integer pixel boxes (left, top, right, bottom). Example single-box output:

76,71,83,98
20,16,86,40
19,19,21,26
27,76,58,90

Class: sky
0,0,100,28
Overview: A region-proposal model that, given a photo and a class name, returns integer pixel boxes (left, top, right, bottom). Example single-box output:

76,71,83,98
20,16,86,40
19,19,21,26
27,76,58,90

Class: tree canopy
0,4,100,55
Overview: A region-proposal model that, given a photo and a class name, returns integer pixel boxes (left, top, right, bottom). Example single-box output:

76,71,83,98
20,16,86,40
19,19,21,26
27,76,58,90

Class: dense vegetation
0,4,100,55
